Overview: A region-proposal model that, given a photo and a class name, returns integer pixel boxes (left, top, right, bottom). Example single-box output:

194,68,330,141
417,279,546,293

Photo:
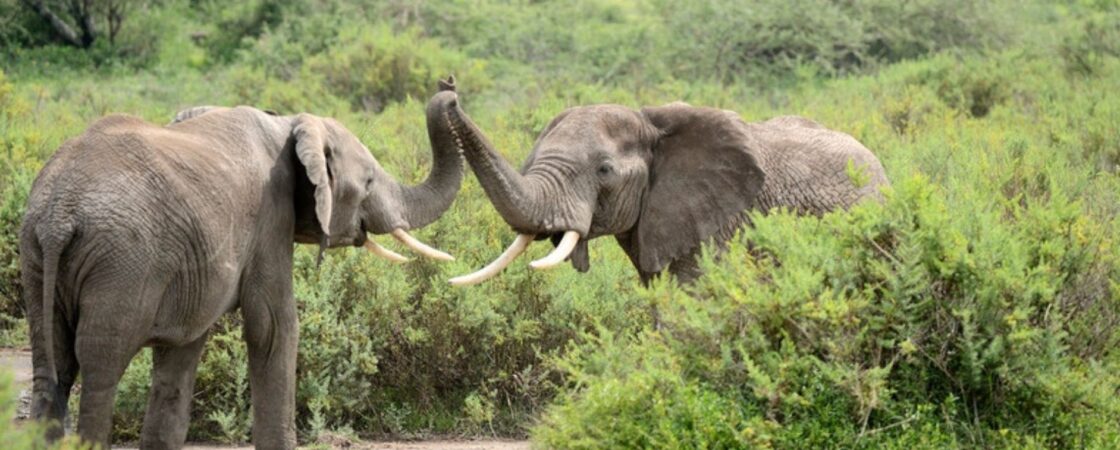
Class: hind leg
139,332,209,449
71,281,154,447
24,254,78,440
74,332,136,448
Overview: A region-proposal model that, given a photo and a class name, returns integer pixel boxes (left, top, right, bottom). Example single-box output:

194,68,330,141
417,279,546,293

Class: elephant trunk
395,79,465,230
449,97,574,234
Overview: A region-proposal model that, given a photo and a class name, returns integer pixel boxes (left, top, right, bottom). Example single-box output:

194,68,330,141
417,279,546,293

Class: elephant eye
598,164,613,175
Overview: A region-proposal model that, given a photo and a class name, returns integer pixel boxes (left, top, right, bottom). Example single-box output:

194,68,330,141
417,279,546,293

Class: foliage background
0,0,1118,447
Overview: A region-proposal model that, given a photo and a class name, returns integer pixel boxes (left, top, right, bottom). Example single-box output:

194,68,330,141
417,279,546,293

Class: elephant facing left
20,79,465,449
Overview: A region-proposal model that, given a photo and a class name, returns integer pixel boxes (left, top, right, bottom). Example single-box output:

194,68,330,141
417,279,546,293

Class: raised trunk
445,97,549,233
394,85,466,229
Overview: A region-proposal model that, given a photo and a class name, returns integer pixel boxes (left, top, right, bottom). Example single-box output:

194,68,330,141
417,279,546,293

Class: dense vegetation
1,0,1118,448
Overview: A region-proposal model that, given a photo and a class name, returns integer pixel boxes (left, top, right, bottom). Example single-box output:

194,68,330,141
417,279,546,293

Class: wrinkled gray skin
454,102,889,283
20,83,464,449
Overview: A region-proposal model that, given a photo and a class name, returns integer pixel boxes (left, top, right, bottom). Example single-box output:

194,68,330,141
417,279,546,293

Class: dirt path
0,348,34,421
0,349,530,450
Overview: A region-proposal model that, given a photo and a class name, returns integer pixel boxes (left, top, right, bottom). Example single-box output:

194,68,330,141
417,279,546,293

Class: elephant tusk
529,231,580,270
448,234,535,286
391,229,455,261
363,239,410,263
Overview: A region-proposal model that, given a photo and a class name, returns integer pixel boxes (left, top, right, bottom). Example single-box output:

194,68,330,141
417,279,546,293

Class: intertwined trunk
441,99,551,233
393,87,466,229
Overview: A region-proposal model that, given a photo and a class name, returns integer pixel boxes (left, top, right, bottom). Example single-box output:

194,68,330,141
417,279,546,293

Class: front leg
240,268,298,449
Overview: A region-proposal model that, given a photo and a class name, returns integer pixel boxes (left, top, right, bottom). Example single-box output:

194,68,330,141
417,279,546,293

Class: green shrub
195,0,290,63
534,175,1120,448
857,0,1009,62
0,0,171,73
303,25,487,112
536,330,769,449
213,6,490,114
0,164,35,345
223,65,350,116
663,0,868,82
0,70,39,345
1060,6,1120,76
921,61,1010,118
660,0,1012,83
0,371,48,448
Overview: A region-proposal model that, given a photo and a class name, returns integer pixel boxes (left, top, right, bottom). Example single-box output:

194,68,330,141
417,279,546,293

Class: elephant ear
292,113,333,237
633,104,765,274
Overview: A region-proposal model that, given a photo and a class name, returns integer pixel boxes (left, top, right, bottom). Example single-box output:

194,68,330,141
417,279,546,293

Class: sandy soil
0,348,530,450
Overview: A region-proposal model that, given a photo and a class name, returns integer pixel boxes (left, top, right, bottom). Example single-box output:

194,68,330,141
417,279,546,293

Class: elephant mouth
357,218,455,262
350,219,370,246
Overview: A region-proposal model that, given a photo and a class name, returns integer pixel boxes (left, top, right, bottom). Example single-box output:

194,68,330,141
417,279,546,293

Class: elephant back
744,115,888,216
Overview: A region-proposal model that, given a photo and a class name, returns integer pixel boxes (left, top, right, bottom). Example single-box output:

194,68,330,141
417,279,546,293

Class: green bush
663,0,867,82
1060,5,1120,76
660,0,1011,83
223,65,350,116
535,176,1120,448
535,330,768,449
857,0,1008,62
231,20,489,114
303,25,487,112
420,0,668,85
195,0,290,63
0,371,48,448
0,69,38,346
918,59,1010,118
0,0,171,73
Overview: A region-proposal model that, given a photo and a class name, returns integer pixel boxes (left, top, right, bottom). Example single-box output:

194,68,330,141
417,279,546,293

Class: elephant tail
38,224,72,387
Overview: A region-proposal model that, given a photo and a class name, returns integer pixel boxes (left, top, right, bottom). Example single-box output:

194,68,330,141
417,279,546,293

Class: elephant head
299,78,467,261
176,77,465,261
448,102,770,285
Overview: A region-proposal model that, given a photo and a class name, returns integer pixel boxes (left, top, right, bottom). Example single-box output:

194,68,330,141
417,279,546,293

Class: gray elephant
447,102,889,285
20,80,465,448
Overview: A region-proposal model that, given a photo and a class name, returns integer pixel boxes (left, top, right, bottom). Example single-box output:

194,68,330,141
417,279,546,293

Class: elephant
446,101,889,286
20,79,465,448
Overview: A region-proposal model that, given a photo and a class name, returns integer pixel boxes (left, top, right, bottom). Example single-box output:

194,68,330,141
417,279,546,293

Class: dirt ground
0,349,530,450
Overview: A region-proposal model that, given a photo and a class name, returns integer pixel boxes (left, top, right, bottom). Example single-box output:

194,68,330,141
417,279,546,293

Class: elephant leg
70,256,168,447
140,332,209,450
240,271,298,449
75,333,136,448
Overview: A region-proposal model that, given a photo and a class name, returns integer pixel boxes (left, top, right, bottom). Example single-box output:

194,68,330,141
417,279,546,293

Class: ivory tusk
363,239,410,263
529,231,580,270
391,229,455,261
448,234,535,286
